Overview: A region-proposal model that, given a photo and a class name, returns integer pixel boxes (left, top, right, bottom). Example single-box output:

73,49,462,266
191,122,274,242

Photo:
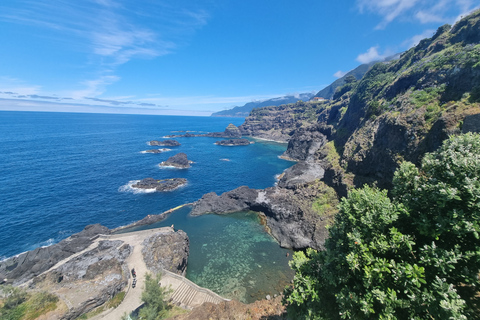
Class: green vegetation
0,285,59,320
78,291,126,319
120,273,175,320
311,181,338,218
283,133,480,319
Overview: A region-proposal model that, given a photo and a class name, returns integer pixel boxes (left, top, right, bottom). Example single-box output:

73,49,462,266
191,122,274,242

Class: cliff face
241,10,480,191
203,11,480,251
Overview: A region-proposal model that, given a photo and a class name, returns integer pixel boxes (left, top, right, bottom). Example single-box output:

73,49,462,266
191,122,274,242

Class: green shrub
283,133,480,319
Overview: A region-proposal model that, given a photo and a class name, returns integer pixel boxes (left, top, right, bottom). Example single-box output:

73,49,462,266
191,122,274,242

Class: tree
139,273,172,320
283,133,480,319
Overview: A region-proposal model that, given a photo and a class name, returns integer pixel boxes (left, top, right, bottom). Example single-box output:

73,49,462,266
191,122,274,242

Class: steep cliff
241,10,480,191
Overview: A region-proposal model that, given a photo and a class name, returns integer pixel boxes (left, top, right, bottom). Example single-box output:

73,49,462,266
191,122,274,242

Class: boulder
142,230,189,276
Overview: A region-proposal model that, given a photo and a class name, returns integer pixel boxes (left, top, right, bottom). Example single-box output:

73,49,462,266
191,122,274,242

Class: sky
0,0,478,116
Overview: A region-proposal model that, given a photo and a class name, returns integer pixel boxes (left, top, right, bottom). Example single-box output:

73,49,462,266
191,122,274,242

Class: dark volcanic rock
159,153,192,169
215,139,252,146
191,186,327,250
132,178,187,191
143,148,170,154
277,162,325,189
281,127,327,161
142,229,189,276
32,240,131,320
149,139,181,147
0,224,110,286
166,124,242,139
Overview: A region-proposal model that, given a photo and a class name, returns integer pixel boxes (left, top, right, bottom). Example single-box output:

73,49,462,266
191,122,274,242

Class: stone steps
162,270,229,310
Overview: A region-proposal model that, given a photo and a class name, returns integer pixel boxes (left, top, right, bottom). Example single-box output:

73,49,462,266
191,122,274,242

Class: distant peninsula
215,139,253,146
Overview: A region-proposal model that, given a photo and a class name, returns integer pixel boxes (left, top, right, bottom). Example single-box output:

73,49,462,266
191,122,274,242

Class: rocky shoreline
215,138,253,146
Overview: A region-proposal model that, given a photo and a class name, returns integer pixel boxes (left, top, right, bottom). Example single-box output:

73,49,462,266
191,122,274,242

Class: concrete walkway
91,227,229,319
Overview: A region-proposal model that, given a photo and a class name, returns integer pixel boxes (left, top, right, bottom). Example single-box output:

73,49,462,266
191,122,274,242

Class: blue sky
0,0,478,116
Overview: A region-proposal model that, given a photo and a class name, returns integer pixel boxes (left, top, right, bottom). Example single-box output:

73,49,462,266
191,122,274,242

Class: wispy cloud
0,0,211,96
356,0,479,29
334,70,347,78
402,29,436,48
0,76,41,95
356,46,389,64
357,0,419,29
71,75,120,99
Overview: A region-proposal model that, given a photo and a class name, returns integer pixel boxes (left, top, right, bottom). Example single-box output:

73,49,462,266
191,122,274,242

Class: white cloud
334,70,347,78
357,0,419,29
402,29,436,48
0,0,211,95
70,75,120,99
356,0,479,28
356,46,387,64
0,76,42,95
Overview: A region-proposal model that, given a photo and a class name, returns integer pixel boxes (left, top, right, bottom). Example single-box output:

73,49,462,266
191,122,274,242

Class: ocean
0,110,295,302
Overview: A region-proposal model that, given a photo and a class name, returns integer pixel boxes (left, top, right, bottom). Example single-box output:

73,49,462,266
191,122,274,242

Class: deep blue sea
0,111,294,302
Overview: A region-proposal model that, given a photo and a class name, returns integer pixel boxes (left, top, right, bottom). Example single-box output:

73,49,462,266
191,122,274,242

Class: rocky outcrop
159,153,192,169
222,123,242,137
0,224,110,286
276,162,325,189
191,186,328,250
215,139,252,146
142,230,189,276
281,127,327,161
149,139,181,147
132,178,187,191
31,240,131,320
143,148,171,153
165,124,242,139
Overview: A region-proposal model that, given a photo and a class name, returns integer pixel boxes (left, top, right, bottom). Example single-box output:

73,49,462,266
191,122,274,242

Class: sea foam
118,180,157,194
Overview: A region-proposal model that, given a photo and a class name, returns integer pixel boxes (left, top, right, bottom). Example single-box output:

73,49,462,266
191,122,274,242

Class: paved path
91,227,229,319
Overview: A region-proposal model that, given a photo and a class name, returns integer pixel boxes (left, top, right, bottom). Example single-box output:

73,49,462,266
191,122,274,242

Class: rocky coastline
215,138,253,146
0,224,189,320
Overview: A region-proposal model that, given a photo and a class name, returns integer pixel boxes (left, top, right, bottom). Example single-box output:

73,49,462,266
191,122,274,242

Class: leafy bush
283,133,480,319
139,273,172,320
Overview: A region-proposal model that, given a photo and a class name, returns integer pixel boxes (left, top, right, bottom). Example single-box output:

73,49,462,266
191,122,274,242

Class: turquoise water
0,111,294,302
138,207,294,303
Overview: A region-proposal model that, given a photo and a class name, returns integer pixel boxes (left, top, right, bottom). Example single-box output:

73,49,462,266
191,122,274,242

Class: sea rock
149,139,181,147
215,139,252,146
143,148,171,154
142,230,189,276
159,153,192,169
31,240,131,320
165,124,242,139
0,224,110,286
222,123,242,138
132,178,187,191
